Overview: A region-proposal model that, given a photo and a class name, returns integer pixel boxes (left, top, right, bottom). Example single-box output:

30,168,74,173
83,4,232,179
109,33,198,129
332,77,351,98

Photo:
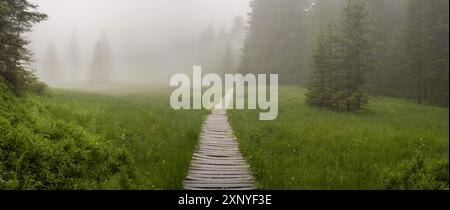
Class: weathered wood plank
192,154,245,160
184,186,257,190
186,175,254,180
183,183,255,188
189,164,249,169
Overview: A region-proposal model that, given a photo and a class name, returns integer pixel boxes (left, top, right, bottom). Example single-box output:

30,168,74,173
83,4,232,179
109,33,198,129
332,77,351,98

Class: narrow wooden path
183,108,256,190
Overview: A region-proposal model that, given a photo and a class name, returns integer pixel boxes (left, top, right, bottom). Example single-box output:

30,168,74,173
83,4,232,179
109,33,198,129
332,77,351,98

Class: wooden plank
194,153,242,157
191,158,246,163
193,154,245,160
185,180,255,185
186,175,254,180
188,170,252,176
190,164,248,168
189,163,246,167
184,183,255,188
191,159,246,164
184,186,257,190
196,147,241,152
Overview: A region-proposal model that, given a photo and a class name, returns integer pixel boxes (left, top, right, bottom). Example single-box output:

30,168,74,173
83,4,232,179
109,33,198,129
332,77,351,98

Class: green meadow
1,84,448,189
228,86,449,190
0,82,208,189
37,88,209,189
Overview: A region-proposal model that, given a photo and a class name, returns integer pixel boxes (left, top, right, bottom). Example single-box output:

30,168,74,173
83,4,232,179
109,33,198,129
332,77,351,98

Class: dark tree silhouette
239,0,311,84
42,43,61,85
89,31,113,84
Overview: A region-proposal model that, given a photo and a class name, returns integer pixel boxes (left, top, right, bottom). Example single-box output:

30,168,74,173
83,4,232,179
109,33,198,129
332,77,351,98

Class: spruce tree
306,25,338,107
89,31,113,84
307,31,330,106
239,0,280,75
0,0,46,93
333,0,372,111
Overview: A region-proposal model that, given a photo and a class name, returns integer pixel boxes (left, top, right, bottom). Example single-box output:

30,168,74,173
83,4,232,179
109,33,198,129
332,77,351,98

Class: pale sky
28,0,251,83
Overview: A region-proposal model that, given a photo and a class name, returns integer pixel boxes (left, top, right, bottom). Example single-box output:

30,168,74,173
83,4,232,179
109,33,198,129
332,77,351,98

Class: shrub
381,150,449,190
0,79,134,189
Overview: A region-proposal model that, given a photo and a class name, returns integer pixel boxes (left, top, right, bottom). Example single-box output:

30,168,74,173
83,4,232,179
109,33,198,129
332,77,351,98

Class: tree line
194,16,245,76
0,0,113,89
41,30,113,85
239,0,449,108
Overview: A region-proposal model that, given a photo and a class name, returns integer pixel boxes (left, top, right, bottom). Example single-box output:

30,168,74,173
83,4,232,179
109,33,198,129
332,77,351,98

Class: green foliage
0,80,133,189
382,149,449,190
21,70,48,94
306,30,334,107
37,88,208,189
1,82,208,189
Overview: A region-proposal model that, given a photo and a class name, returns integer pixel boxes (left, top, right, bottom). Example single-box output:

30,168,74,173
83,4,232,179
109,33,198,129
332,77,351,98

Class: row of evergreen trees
41,31,113,85
404,0,449,106
1,0,112,88
195,16,245,76
0,0,47,94
239,0,449,108
239,0,311,84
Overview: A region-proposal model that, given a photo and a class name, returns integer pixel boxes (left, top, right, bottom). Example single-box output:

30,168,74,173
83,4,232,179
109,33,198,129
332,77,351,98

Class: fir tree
333,0,372,111
0,0,47,94
89,31,113,84
306,24,339,107
306,31,333,106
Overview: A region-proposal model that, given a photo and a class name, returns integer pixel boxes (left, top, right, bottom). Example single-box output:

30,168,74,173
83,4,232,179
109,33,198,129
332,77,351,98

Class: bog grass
36,87,208,189
9,84,447,189
228,86,449,189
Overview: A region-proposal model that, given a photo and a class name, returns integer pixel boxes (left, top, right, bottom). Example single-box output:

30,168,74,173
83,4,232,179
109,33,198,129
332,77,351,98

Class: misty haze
29,0,250,87
0,0,448,192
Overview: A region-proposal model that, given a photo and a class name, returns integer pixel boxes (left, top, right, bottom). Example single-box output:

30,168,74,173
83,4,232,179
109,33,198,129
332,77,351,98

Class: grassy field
228,86,449,190
4,83,446,189
34,87,208,189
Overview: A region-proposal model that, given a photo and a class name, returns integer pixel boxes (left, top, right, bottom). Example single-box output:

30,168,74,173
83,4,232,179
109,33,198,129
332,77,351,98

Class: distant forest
239,0,449,107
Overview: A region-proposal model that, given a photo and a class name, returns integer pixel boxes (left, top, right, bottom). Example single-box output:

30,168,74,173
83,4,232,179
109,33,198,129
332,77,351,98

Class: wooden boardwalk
184,108,256,190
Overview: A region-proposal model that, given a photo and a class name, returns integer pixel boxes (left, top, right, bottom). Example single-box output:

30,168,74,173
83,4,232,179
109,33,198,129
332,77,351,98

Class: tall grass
36,88,208,189
228,86,449,189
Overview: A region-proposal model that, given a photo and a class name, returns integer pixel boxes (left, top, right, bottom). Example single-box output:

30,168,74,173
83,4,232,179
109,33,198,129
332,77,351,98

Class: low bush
382,148,449,190
0,79,134,189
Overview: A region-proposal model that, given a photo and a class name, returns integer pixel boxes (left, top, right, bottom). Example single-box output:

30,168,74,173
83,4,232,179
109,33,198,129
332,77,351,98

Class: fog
28,0,250,87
